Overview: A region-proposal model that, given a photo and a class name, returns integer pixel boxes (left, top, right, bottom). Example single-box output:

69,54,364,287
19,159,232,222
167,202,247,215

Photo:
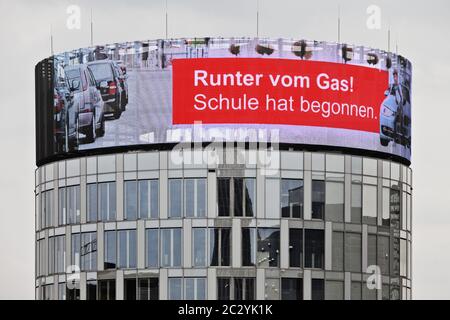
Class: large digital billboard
35,38,412,165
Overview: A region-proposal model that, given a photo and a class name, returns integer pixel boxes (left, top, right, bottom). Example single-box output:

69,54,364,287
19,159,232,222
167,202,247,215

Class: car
87,60,124,119
54,68,78,152
112,61,129,107
65,64,105,143
379,84,411,148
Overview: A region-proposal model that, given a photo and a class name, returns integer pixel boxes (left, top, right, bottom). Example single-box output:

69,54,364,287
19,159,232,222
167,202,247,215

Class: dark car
87,60,124,119
65,64,105,143
112,61,129,107
54,68,78,152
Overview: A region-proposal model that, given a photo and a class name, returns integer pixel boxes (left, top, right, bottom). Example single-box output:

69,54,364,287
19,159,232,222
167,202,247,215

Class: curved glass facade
35,148,412,300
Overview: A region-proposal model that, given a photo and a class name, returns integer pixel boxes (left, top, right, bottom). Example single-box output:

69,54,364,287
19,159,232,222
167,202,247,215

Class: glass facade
35,150,412,300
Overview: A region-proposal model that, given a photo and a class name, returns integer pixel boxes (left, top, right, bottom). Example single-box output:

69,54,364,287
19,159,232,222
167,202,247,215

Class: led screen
35,38,412,165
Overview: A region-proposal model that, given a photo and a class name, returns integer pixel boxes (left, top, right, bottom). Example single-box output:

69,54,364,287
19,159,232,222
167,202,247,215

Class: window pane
305,230,324,269
281,179,303,218
87,184,97,222
244,179,255,217
234,178,244,217
363,185,377,224
220,229,231,266
197,179,206,217
86,280,97,300
124,279,137,300
217,278,230,300
282,278,303,300
326,182,344,222
218,178,230,216
81,232,97,271
173,229,182,267
332,231,344,271
289,229,303,268
146,229,159,268
311,279,324,300
345,233,362,272
67,186,80,224
185,179,195,217
169,278,182,300
169,179,182,218
378,235,390,276
312,180,325,219
193,228,207,267
71,233,80,269
129,230,137,268
351,184,362,223
125,181,137,220
242,228,256,266
368,234,377,268
257,228,280,267
326,154,344,172
363,158,377,176
104,231,116,269
58,188,66,225
118,231,128,268
325,281,344,300
138,180,149,219
99,182,116,221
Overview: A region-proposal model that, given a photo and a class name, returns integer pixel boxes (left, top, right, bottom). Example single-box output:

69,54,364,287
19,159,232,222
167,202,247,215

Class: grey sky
0,0,448,299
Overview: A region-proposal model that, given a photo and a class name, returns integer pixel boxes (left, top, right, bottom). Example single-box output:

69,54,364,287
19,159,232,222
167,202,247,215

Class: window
312,180,325,219
209,228,231,266
281,278,303,300
265,279,280,300
311,279,324,300
99,182,116,221
281,179,303,218
139,180,159,219
332,231,344,271
217,178,230,216
146,229,159,268
257,228,280,267
368,234,377,268
185,278,206,300
124,278,137,300
81,232,97,271
118,230,137,268
382,187,390,226
98,279,115,300
217,178,255,217
169,179,183,218
161,228,182,267
86,280,97,300
217,278,255,300
138,278,159,300
351,282,362,300
41,190,53,228
185,179,207,217
325,281,344,300
326,182,344,222
242,228,256,266
345,233,362,272
58,283,66,300
71,233,81,269
67,185,80,224
289,229,303,268
48,237,55,274
104,231,116,269
67,287,80,300
55,235,65,273
351,184,362,223
87,184,97,222
124,181,138,220
378,235,390,276
58,188,66,225
363,158,377,176
363,185,377,224
192,228,207,267
305,229,324,269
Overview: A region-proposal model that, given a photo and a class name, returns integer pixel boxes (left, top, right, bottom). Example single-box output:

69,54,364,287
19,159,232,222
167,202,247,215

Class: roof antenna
256,0,260,38
165,0,168,39
337,5,341,43
50,24,54,55
90,9,94,46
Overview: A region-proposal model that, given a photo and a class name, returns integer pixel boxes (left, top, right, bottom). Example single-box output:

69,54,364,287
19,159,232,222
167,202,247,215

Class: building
35,38,412,300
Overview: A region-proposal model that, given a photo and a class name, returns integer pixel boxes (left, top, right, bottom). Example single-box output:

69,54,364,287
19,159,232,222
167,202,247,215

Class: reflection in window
169,179,182,218
312,180,325,219
210,228,231,266
218,178,255,217
325,182,344,222
345,233,362,272
257,228,280,267
58,188,66,225
138,278,159,300
98,279,115,300
192,228,207,267
55,235,65,273
332,231,344,271
161,228,182,267
281,278,303,300
146,229,159,268
104,231,116,269
363,185,377,224
124,181,137,220
265,278,280,300
124,278,137,300
305,229,324,269
217,277,255,300
99,182,116,222
378,235,390,276
185,179,207,217
242,228,256,266
66,287,80,300
81,232,97,271
86,280,97,300
87,184,97,223
218,178,230,216
281,179,303,218
139,180,159,219
289,229,303,268
71,233,81,269
351,184,362,223
118,230,136,269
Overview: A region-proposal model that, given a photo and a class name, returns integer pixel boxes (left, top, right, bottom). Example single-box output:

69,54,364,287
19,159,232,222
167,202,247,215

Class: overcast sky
0,0,449,300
